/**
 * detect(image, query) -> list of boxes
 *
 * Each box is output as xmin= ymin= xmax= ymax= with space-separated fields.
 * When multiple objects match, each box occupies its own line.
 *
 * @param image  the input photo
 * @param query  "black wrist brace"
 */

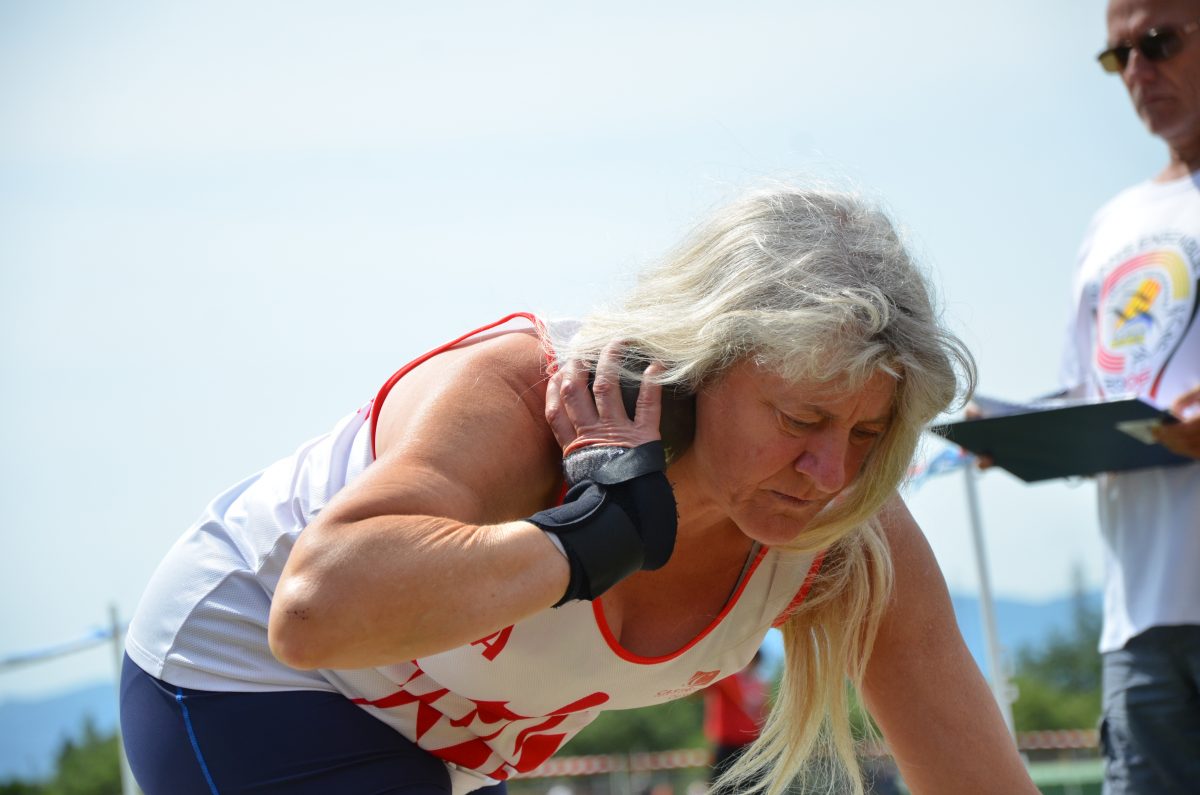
xmin=527 ymin=441 xmax=677 ymax=605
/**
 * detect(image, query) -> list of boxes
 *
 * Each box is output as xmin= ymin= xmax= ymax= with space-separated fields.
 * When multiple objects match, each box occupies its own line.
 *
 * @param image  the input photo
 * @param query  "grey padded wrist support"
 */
xmin=562 ymin=445 xmax=627 ymax=487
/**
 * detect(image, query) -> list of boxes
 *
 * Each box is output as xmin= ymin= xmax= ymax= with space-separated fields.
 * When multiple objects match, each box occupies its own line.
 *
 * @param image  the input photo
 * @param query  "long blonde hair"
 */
xmin=562 ymin=185 xmax=974 ymax=793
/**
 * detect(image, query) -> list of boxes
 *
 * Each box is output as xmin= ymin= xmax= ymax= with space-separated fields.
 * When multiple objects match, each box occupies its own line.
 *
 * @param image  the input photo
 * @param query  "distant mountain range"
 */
xmin=0 ymin=681 xmax=118 ymax=781
xmin=952 ymin=590 xmax=1100 ymax=673
xmin=0 ymin=591 xmax=1101 ymax=780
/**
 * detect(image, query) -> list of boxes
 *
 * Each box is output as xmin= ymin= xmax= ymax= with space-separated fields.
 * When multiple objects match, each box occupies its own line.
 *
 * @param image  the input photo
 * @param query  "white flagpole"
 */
xmin=962 ymin=463 xmax=1016 ymax=737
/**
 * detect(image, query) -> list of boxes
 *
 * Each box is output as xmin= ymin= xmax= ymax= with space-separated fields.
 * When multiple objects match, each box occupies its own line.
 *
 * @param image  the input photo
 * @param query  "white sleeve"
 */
xmin=1057 ymin=223 xmax=1099 ymax=399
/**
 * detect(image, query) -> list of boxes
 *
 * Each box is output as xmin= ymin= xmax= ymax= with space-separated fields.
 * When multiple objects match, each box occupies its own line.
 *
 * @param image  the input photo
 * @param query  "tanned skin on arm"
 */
xmin=1154 ymin=384 xmax=1200 ymax=458
xmin=860 ymin=496 xmax=1038 ymax=795
xmin=268 ymin=332 xmax=571 ymax=670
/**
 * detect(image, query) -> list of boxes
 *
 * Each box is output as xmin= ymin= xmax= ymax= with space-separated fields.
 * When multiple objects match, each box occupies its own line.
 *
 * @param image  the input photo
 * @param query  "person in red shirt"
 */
xmin=704 ymin=651 xmax=769 ymax=792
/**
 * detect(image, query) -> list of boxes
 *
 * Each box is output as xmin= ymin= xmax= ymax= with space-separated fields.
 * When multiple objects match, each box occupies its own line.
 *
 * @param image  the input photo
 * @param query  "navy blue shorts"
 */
xmin=120 ymin=655 xmax=508 ymax=795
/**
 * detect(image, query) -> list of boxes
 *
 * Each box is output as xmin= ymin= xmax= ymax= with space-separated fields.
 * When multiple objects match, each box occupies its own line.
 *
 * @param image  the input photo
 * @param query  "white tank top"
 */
xmin=126 ymin=313 xmax=821 ymax=792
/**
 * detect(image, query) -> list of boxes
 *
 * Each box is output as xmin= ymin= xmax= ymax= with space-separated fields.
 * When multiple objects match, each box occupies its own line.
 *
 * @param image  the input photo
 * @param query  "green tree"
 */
xmin=564 ymin=698 xmax=705 ymax=755
xmin=0 ymin=780 xmax=45 ymax=795
xmin=42 ymin=717 xmax=121 ymax=795
xmin=1011 ymin=577 xmax=1102 ymax=732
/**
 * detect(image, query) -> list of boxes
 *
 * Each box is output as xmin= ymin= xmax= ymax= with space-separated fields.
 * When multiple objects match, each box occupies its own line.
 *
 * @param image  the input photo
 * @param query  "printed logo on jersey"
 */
xmin=655 ymin=669 xmax=722 ymax=699
xmin=353 ymin=665 xmax=610 ymax=780
xmin=1093 ymin=239 xmax=1197 ymax=398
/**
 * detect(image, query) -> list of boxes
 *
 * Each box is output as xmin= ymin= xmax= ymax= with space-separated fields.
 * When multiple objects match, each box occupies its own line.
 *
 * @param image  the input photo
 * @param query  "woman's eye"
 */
xmin=779 ymin=412 xmax=815 ymax=431
xmin=852 ymin=427 xmax=882 ymax=442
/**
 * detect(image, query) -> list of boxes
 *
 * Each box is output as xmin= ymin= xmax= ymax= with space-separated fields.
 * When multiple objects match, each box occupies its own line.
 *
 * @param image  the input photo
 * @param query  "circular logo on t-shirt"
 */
xmin=1094 ymin=243 xmax=1196 ymax=397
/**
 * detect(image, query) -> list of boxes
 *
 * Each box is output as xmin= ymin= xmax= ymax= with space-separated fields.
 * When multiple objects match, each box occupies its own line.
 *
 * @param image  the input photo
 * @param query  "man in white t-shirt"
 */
xmin=1060 ymin=1 xmax=1200 ymax=792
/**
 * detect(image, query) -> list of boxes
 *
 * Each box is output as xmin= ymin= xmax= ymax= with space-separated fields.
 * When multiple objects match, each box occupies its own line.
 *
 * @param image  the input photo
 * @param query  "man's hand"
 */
xmin=962 ymin=402 xmax=994 ymax=469
xmin=1153 ymin=386 xmax=1200 ymax=459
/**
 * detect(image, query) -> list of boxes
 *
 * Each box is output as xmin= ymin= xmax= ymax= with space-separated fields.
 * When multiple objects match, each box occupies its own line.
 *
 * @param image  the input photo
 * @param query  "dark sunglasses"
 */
xmin=1098 ymin=19 xmax=1200 ymax=73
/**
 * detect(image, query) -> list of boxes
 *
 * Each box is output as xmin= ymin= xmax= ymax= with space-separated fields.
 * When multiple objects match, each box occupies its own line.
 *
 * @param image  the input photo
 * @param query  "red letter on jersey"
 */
xmin=471 ymin=626 xmax=514 ymax=661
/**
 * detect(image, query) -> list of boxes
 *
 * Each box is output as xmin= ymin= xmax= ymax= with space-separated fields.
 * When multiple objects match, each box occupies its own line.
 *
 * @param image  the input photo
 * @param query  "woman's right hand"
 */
xmin=545 ymin=341 xmax=666 ymax=455
xmin=532 ymin=342 xmax=678 ymax=595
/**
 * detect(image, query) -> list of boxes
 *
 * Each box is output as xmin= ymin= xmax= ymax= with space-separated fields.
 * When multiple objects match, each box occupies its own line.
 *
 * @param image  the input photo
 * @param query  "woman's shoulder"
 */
xmin=374 ymin=321 xmax=556 ymax=468
xmin=380 ymin=325 xmax=549 ymax=421
xmin=371 ymin=325 xmax=561 ymax=512
xmin=438 ymin=322 xmax=549 ymax=381
xmin=434 ymin=327 xmax=552 ymax=421
xmin=474 ymin=325 xmax=552 ymax=380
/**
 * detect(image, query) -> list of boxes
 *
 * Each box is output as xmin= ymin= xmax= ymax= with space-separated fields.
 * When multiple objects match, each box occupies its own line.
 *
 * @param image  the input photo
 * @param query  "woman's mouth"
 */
xmin=770 ymin=490 xmax=813 ymax=507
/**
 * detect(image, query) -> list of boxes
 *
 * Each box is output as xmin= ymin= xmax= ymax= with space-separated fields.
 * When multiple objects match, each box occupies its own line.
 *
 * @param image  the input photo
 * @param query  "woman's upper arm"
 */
xmin=350 ymin=330 xmax=561 ymax=525
xmin=860 ymin=495 xmax=1036 ymax=795
xmin=269 ymin=332 xmax=569 ymax=668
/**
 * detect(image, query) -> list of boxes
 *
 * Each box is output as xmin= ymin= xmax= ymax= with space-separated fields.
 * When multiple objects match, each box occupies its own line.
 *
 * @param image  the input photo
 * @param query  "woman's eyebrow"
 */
xmin=788 ymin=403 xmax=893 ymax=426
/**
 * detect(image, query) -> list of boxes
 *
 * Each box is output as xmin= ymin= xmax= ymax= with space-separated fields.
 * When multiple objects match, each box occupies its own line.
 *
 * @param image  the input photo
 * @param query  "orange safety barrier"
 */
xmin=513 ymin=731 xmax=1099 ymax=780
xmin=1017 ymin=729 xmax=1098 ymax=751
xmin=515 ymin=749 xmax=710 ymax=779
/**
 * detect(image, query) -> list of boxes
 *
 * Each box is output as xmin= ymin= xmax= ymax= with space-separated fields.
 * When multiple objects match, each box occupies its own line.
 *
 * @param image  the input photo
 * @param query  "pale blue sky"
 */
xmin=0 ymin=1 xmax=1165 ymax=698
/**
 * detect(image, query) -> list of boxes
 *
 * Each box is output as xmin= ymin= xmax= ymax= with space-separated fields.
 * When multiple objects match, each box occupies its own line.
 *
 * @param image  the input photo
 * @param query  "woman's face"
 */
xmin=682 ymin=359 xmax=896 ymax=545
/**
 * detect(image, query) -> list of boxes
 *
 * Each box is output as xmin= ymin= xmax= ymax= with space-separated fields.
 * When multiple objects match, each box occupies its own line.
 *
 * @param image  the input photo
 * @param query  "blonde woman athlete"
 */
xmin=120 ymin=187 xmax=1038 ymax=795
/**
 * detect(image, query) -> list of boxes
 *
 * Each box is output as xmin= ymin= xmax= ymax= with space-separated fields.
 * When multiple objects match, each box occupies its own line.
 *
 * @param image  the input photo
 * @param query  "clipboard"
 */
xmin=931 ymin=397 xmax=1189 ymax=482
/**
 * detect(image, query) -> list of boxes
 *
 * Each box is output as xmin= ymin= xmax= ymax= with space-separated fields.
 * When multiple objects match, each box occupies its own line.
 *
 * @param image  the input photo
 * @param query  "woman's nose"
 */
xmin=793 ymin=430 xmax=850 ymax=494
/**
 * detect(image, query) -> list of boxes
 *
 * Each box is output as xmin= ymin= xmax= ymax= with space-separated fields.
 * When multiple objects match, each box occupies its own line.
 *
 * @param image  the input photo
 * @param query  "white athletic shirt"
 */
xmin=1059 ymin=173 xmax=1200 ymax=653
xmin=126 ymin=313 xmax=822 ymax=793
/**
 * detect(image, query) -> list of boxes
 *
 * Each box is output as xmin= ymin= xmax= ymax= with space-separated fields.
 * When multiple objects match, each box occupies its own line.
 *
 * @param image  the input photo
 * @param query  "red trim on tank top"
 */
xmin=591 ymin=545 xmax=770 ymax=665
xmin=771 ymin=550 xmax=827 ymax=628
xmin=368 ymin=312 xmax=552 ymax=458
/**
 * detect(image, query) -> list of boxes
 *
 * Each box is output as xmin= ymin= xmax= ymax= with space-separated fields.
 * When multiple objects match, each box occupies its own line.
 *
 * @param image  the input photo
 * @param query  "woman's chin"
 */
xmin=734 ymin=509 xmax=816 ymax=547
